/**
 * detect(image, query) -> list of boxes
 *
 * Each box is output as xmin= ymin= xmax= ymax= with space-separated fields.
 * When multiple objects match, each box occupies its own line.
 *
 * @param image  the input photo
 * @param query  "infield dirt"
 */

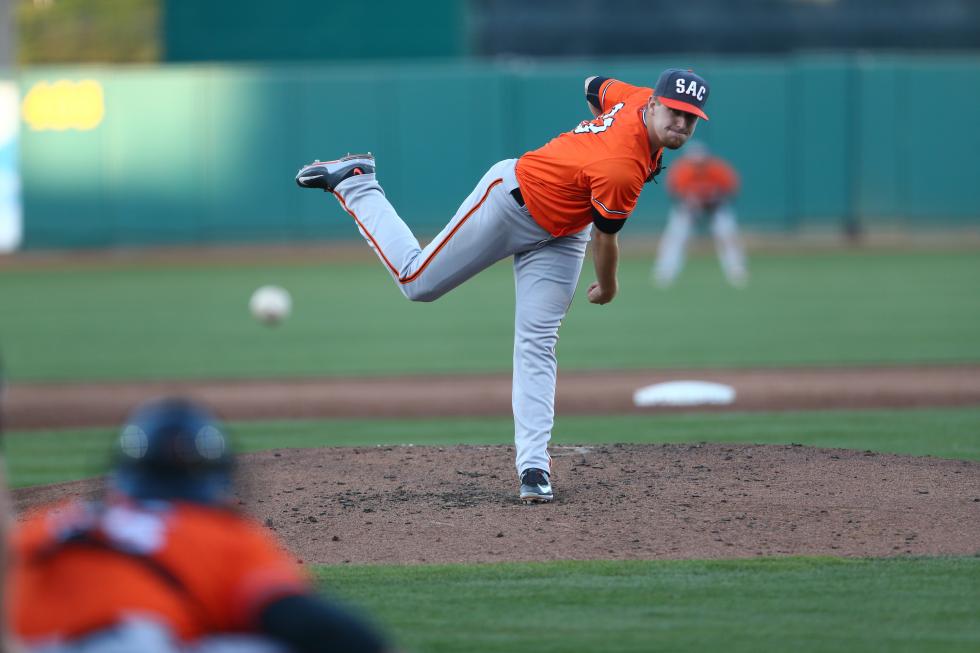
xmin=11 ymin=365 xmax=980 ymax=563
xmin=8 ymin=365 xmax=980 ymax=429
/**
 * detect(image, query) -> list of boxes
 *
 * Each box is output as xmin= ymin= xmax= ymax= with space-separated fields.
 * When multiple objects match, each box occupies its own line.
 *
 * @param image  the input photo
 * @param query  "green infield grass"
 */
xmin=1 ymin=249 xmax=978 ymax=381
xmin=316 ymin=557 xmax=980 ymax=653
xmin=7 ymin=406 xmax=979 ymax=488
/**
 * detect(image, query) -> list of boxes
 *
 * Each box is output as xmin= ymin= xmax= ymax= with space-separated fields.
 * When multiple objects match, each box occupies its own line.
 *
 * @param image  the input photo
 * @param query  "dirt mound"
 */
xmin=14 ymin=444 xmax=980 ymax=564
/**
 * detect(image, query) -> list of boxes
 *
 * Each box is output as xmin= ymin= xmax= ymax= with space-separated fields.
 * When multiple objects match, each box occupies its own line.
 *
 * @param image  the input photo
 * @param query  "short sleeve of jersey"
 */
xmin=597 ymin=79 xmax=648 ymax=113
xmin=584 ymin=158 xmax=643 ymax=222
xmin=222 ymin=520 xmax=310 ymax=630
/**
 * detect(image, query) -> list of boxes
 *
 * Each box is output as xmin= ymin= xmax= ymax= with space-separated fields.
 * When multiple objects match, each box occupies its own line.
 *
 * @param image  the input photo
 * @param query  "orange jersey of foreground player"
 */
xmin=10 ymin=499 xmax=309 ymax=642
xmin=666 ymin=155 xmax=739 ymax=205
xmin=516 ymin=79 xmax=663 ymax=237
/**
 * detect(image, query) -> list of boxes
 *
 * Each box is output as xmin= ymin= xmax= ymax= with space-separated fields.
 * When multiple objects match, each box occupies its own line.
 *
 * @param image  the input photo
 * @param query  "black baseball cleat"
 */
xmin=519 ymin=468 xmax=553 ymax=504
xmin=295 ymin=153 xmax=375 ymax=193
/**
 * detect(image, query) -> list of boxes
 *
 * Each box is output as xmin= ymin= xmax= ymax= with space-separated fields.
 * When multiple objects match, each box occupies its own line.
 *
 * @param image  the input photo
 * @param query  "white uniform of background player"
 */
xmin=653 ymin=142 xmax=748 ymax=287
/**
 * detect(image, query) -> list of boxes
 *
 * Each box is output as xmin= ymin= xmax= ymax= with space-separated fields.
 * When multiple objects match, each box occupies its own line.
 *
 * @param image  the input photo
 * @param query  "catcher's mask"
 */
xmin=110 ymin=397 xmax=235 ymax=505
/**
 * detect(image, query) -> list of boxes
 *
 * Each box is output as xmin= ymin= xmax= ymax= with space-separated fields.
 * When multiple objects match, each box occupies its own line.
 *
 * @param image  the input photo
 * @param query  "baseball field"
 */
xmin=3 ymin=244 xmax=980 ymax=652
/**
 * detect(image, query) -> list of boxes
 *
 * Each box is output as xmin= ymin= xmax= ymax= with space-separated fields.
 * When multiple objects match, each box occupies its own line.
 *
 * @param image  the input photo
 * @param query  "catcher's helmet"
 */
xmin=110 ymin=397 xmax=235 ymax=505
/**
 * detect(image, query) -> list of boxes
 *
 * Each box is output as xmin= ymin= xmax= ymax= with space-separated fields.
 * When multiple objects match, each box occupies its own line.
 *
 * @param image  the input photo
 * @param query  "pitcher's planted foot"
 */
xmin=519 ymin=468 xmax=553 ymax=504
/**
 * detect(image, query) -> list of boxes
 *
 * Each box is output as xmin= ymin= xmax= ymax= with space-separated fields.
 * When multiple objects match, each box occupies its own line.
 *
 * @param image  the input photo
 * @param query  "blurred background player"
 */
xmin=652 ymin=142 xmax=747 ymax=288
xmin=7 ymin=397 xmax=391 ymax=653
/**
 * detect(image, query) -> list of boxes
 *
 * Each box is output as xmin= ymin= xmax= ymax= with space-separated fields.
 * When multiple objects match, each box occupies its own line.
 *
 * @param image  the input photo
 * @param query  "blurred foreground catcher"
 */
xmin=8 ymin=398 xmax=391 ymax=653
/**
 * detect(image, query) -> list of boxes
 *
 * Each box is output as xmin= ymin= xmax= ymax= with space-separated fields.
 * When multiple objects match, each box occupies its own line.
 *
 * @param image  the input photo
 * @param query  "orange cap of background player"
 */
xmin=653 ymin=68 xmax=710 ymax=120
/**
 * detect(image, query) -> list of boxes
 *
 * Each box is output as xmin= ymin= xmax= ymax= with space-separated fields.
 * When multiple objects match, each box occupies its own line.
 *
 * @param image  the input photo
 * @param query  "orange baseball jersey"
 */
xmin=516 ymin=78 xmax=662 ymax=237
xmin=667 ymin=156 xmax=739 ymax=203
xmin=10 ymin=499 xmax=309 ymax=642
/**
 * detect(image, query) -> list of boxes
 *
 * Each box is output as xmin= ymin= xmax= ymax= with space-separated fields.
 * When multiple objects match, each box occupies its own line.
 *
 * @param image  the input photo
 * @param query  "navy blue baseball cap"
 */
xmin=111 ymin=398 xmax=235 ymax=505
xmin=653 ymin=68 xmax=710 ymax=121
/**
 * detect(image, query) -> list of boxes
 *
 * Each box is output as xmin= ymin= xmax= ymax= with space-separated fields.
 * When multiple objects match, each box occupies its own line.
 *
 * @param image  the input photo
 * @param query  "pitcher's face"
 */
xmin=647 ymin=99 xmax=698 ymax=150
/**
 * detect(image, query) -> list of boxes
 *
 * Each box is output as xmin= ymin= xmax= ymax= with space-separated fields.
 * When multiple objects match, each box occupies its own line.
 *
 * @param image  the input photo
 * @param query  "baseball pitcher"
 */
xmin=296 ymin=68 xmax=710 ymax=503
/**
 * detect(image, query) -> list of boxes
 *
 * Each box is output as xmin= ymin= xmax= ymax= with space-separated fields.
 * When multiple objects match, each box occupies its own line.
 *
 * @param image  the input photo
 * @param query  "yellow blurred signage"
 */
xmin=22 ymin=79 xmax=105 ymax=131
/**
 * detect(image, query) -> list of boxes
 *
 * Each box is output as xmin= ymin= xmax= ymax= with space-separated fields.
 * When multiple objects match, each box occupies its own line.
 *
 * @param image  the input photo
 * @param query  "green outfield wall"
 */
xmin=163 ymin=0 xmax=466 ymax=63
xmin=17 ymin=54 xmax=980 ymax=249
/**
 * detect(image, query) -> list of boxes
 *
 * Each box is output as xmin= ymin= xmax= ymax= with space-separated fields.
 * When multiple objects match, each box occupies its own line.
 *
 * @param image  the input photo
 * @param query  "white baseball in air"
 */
xmin=249 ymin=285 xmax=292 ymax=325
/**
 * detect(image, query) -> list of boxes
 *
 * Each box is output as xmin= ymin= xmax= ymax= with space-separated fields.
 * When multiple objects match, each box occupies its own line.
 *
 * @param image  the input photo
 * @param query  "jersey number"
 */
xmin=574 ymin=102 xmax=624 ymax=134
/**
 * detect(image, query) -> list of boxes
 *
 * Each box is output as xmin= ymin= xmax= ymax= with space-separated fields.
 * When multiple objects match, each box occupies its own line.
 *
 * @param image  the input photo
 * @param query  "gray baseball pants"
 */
xmin=333 ymin=159 xmax=590 ymax=475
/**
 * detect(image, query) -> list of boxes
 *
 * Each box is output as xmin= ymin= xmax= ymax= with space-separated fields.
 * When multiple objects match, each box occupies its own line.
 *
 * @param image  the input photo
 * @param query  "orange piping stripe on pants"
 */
xmin=334 ymin=178 xmax=504 ymax=285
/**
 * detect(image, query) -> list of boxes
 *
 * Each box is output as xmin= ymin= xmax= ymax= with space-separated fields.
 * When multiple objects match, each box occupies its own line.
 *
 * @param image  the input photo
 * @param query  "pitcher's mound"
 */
xmin=15 ymin=444 xmax=980 ymax=564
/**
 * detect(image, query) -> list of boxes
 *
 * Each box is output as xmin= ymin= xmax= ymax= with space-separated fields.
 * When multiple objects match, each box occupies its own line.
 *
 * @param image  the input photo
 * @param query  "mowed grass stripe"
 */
xmin=2 ymin=250 xmax=979 ymax=382
xmin=6 ymin=406 xmax=979 ymax=487
xmin=315 ymin=557 xmax=980 ymax=653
